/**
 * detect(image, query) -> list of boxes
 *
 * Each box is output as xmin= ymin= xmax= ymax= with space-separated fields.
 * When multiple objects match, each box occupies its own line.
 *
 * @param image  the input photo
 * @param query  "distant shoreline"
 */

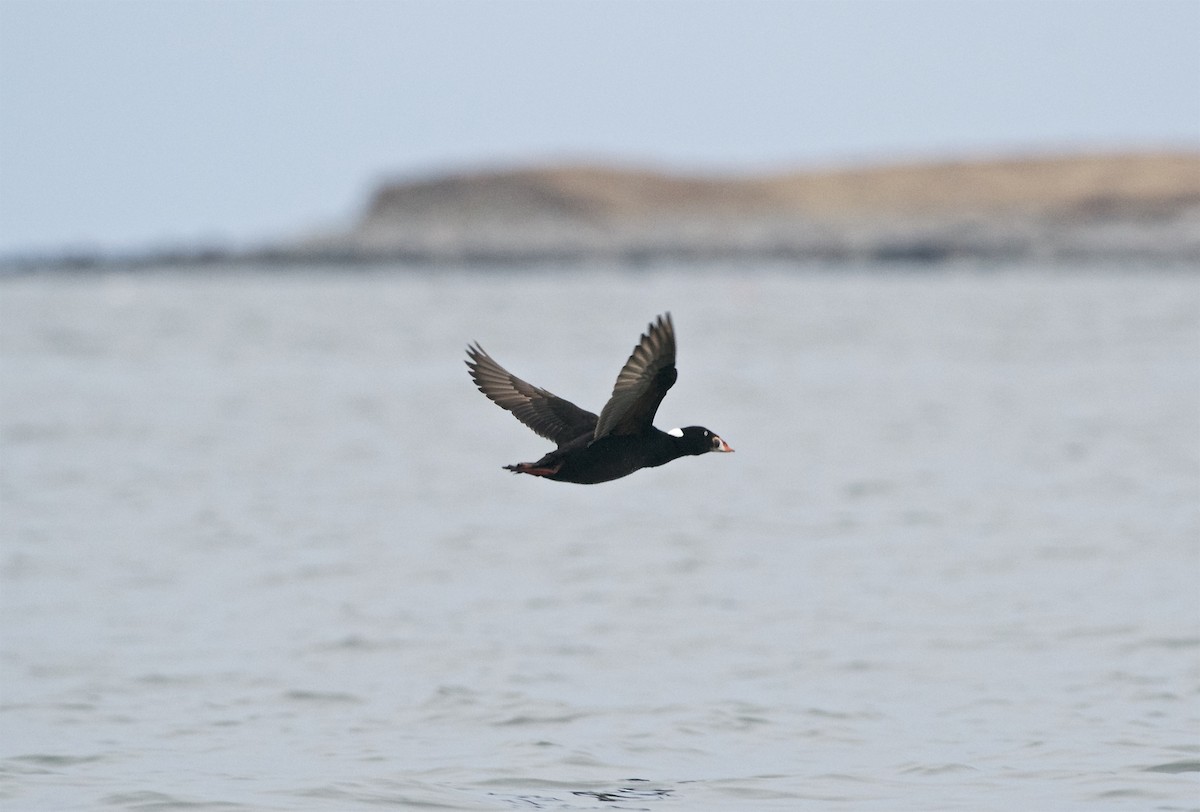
xmin=6 ymin=152 xmax=1198 ymax=272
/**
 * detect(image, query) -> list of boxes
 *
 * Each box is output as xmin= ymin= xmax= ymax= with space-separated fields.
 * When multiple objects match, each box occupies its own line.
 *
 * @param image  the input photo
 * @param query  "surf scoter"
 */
xmin=465 ymin=313 xmax=733 ymax=484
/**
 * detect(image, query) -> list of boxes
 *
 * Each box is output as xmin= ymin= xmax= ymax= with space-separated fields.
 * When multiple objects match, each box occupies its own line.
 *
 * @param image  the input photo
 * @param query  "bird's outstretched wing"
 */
xmin=466 ymin=343 xmax=598 ymax=447
xmin=593 ymin=313 xmax=678 ymax=440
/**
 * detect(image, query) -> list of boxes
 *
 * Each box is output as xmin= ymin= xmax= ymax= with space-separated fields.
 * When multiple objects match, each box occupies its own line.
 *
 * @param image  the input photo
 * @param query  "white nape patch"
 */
xmin=667 ymin=427 xmax=684 ymax=437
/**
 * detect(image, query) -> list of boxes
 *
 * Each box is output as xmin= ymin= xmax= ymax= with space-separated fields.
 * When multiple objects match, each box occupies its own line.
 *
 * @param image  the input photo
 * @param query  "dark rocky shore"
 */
xmin=11 ymin=152 xmax=1200 ymax=270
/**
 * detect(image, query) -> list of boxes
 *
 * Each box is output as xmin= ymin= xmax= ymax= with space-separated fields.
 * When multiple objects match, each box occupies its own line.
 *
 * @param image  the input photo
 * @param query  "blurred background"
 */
xmin=2 ymin=3 xmax=1198 ymax=811
xmin=1 ymin=0 xmax=1197 ymax=259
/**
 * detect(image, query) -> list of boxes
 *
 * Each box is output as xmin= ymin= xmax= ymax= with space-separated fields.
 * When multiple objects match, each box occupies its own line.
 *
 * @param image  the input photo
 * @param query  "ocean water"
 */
xmin=1 ymin=264 xmax=1197 ymax=811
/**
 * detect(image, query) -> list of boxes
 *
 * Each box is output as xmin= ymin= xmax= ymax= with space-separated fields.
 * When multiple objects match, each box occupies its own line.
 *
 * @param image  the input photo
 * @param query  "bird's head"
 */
xmin=666 ymin=426 xmax=735 ymax=455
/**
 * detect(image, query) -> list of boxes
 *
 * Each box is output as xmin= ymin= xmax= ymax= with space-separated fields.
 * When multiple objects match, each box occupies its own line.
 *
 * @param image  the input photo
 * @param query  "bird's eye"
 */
xmin=711 ymin=436 xmax=720 ymax=448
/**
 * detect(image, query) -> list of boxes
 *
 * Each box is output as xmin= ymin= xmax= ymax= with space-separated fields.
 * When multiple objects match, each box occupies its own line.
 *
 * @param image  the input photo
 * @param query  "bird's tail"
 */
xmin=503 ymin=462 xmax=562 ymax=477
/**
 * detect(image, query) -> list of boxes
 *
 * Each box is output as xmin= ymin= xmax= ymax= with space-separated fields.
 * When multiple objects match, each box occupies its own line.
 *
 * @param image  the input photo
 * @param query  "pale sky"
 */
xmin=1 ymin=0 xmax=1197 ymax=255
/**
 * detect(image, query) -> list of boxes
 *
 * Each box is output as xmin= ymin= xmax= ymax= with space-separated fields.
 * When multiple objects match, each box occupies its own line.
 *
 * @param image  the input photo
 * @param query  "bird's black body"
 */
xmin=465 ymin=313 xmax=732 ymax=484
xmin=512 ymin=427 xmax=723 ymax=485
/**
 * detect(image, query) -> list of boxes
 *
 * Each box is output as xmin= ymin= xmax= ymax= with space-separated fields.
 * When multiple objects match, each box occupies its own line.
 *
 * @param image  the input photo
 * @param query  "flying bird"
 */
xmin=465 ymin=313 xmax=733 ymax=484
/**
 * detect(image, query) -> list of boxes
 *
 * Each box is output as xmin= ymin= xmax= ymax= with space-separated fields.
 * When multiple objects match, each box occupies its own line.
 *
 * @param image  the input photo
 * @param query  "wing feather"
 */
xmin=465 ymin=343 xmax=597 ymax=446
xmin=593 ymin=313 xmax=678 ymax=439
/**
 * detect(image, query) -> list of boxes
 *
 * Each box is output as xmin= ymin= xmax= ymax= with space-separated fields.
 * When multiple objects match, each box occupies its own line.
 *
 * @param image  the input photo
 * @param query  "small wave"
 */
xmin=1144 ymin=759 xmax=1200 ymax=774
xmin=296 ymin=783 xmax=491 ymax=810
xmin=100 ymin=790 xmax=249 ymax=810
xmin=485 ymin=779 xmax=674 ymax=810
xmin=572 ymin=782 xmax=673 ymax=804
xmin=7 ymin=753 xmax=104 ymax=767
xmin=899 ymin=762 xmax=980 ymax=776
xmin=282 ymin=689 xmax=362 ymax=703
xmin=492 ymin=711 xmax=589 ymax=727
